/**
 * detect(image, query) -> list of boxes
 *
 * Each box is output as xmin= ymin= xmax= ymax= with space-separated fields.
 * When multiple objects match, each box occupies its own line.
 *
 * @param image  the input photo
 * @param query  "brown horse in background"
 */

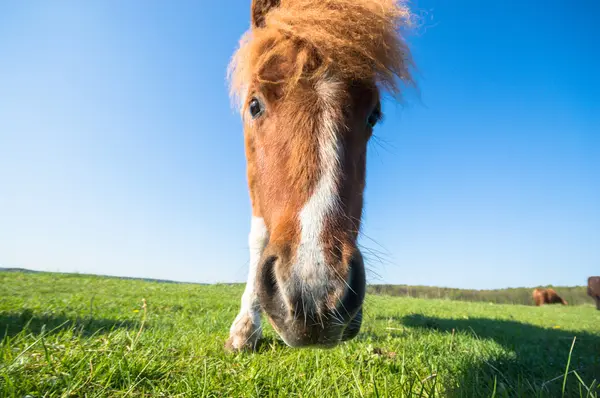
xmin=587 ymin=276 xmax=600 ymax=310
xmin=532 ymin=288 xmax=567 ymax=306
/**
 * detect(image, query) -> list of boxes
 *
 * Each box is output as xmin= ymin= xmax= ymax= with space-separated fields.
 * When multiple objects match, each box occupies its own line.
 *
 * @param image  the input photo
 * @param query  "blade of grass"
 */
xmin=562 ymin=336 xmax=577 ymax=397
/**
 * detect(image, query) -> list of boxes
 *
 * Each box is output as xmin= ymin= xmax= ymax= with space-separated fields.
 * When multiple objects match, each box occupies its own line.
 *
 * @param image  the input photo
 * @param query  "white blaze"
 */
xmin=295 ymin=79 xmax=343 ymax=301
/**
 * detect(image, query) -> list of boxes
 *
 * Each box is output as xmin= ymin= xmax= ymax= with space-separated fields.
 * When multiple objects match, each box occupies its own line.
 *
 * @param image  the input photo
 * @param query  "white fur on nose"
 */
xmin=295 ymin=79 xmax=343 ymax=307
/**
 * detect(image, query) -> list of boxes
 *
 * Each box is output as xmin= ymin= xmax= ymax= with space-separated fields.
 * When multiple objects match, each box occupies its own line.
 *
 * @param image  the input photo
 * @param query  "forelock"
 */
xmin=228 ymin=0 xmax=415 ymax=110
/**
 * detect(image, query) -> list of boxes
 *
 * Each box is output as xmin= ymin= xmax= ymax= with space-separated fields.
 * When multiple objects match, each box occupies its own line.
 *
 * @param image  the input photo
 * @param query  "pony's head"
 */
xmin=229 ymin=0 xmax=414 ymax=347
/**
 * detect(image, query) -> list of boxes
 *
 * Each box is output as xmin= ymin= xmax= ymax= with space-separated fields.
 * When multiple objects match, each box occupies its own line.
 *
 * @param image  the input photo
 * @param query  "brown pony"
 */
xmin=587 ymin=276 xmax=600 ymax=310
xmin=532 ymin=288 xmax=568 ymax=306
xmin=225 ymin=0 xmax=415 ymax=350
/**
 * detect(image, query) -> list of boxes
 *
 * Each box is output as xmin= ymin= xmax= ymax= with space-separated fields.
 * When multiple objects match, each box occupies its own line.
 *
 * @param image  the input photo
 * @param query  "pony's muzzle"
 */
xmin=255 ymin=249 xmax=366 ymax=348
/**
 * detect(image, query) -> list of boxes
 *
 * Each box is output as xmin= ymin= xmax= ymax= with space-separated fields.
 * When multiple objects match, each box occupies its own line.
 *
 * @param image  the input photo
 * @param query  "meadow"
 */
xmin=367 ymin=285 xmax=592 ymax=307
xmin=1 ymin=271 xmax=598 ymax=397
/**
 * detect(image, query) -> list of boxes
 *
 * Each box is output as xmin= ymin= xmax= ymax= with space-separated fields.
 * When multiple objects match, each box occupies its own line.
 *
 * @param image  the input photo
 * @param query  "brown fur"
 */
xmin=230 ymin=0 xmax=414 ymax=259
xmin=227 ymin=0 xmax=415 ymax=349
xmin=587 ymin=276 xmax=600 ymax=310
xmin=229 ymin=0 xmax=415 ymax=106
xmin=532 ymin=288 xmax=568 ymax=306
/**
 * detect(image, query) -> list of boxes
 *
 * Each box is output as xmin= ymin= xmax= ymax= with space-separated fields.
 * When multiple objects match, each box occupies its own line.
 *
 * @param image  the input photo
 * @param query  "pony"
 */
xmin=532 ymin=288 xmax=568 ymax=306
xmin=587 ymin=276 xmax=600 ymax=310
xmin=225 ymin=0 xmax=415 ymax=351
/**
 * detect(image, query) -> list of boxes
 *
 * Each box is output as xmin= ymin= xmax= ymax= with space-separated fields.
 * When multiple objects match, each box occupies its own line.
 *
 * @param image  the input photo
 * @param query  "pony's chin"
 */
xmin=268 ymin=307 xmax=363 ymax=349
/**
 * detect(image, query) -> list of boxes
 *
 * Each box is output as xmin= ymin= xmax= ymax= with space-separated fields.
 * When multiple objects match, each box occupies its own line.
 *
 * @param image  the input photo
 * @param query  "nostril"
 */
xmin=256 ymin=254 xmax=288 ymax=327
xmin=261 ymin=255 xmax=278 ymax=297
xmin=340 ymin=252 xmax=366 ymax=313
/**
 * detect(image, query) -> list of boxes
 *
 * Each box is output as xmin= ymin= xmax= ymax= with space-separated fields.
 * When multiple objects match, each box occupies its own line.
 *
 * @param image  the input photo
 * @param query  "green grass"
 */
xmin=368 ymin=284 xmax=592 ymax=307
xmin=1 ymin=271 xmax=598 ymax=397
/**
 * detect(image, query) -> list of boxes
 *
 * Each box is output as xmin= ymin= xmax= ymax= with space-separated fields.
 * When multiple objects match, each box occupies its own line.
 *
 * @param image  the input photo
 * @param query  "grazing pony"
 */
xmin=225 ymin=0 xmax=415 ymax=350
xmin=532 ymin=288 xmax=568 ymax=306
xmin=587 ymin=276 xmax=600 ymax=310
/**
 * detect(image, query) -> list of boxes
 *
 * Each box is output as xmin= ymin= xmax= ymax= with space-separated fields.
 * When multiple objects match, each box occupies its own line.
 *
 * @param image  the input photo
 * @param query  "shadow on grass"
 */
xmin=0 ymin=309 xmax=139 ymax=339
xmin=255 ymin=335 xmax=289 ymax=352
xmin=398 ymin=314 xmax=600 ymax=397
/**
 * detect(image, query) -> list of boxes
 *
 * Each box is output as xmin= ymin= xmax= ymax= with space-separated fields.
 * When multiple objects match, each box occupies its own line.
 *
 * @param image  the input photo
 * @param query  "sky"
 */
xmin=0 ymin=0 xmax=598 ymax=289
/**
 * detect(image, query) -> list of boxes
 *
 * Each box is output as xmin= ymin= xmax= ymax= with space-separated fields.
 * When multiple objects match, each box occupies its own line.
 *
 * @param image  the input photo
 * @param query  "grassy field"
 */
xmin=1 ymin=271 xmax=599 ymax=397
xmin=367 ymin=284 xmax=592 ymax=307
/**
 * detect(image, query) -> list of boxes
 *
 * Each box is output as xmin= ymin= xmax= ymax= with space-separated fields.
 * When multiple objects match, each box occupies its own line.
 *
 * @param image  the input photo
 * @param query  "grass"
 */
xmin=1 ymin=271 xmax=599 ymax=397
xmin=367 ymin=284 xmax=592 ymax=307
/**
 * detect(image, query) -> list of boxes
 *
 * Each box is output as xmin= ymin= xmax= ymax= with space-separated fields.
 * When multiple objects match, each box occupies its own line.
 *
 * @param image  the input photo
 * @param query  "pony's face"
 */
xmin=230 ymin=0 xmax=413 ymax=347
xmin=243 ymin=76 xmax=379 ymax=347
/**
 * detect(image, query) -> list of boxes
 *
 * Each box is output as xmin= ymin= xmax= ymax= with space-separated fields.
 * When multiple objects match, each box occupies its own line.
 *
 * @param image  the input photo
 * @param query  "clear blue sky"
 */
xmin=1 ymin=1 xmax=598 ymax=289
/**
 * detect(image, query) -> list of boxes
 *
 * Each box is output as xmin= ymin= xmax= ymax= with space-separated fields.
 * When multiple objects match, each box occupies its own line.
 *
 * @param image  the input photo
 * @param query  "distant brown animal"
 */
xmin=532 ymin=288 xmax=568 ymax=306
xmin=587 ymin=276 xmax=600 ymax=310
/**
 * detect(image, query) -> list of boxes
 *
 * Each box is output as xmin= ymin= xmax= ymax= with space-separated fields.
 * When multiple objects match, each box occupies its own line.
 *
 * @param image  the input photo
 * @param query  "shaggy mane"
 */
xmin=228 ymin=0 xmax=415 ymax=107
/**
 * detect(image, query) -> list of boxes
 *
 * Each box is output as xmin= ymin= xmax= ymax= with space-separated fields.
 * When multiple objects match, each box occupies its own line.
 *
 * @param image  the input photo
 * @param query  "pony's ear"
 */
xmin=251 ymin=0 xmax=280 ymax=28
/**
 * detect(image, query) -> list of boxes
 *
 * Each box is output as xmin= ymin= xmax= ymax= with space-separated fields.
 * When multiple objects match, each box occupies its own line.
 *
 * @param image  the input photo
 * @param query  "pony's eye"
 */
xmin=249 ymin=98 xmax=264 ymax=119
xmin=367 ymin=104 xmax=382 ymax=128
